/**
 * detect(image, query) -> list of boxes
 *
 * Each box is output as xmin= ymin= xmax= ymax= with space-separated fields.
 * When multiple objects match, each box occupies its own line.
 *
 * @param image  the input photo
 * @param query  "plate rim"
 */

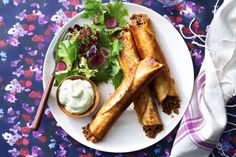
xmin=43 ymin=2 xmax=194 ymax=153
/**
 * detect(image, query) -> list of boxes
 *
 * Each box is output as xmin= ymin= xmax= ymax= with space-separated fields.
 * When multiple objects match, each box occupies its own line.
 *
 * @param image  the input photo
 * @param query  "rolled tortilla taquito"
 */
xmin=83 ymin=57 xmax=163 ymax=142
xmin=118 ymin=27 xmax=163 ymax=138
xmin=130 ymin=14 xmax=180 ymax=115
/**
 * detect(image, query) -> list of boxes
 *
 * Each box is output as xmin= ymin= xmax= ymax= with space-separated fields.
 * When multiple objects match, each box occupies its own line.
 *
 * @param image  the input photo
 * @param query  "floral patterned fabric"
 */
xmin=0 ymin=0 xmax=235 ymax=157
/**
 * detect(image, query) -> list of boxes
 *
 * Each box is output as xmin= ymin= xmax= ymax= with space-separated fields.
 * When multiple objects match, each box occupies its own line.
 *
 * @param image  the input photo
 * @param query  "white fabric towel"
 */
xmin=170 ymin=0 xmax=236 ymax=157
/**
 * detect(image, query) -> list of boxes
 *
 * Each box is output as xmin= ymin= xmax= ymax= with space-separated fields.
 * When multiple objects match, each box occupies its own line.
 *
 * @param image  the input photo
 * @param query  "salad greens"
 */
xmin=80 ymin=0 xmax=105 ymax=19
xmin=54 ymin=26 xmax=98 ymax=86
xmin=81 ymin=0 xmax=128 ymax=26
xmin=56 ymin=40 xmax=77 ymax=68
xmin=76 ymin=57 xmax=98 ymax=78
xmin=54 ymin=38 xmax=78 ymax=86
xmin=91 ymin=38 xmax=123 ymax=88
xmin=54 ymin=0 xmax=128 ymax=88
xmin=107 ymin=2 xmax=128 ymax=25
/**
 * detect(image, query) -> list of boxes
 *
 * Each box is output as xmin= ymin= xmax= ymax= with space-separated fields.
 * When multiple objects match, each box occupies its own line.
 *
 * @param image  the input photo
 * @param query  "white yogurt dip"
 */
xmin=58 ymin=79 xmax=95 ymax=114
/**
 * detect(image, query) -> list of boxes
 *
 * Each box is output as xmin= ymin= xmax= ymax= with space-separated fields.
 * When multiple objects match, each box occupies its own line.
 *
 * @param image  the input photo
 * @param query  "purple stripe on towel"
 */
xmin=175 ymin=116 xmax=203 ymax=144
xmin=197 ymin=71 xmax=206 ymax=90
xmin=174 ymin=71 xmax=217 ymax=150
xmin=175 ymin=107 xmax=216 ymax=150
xmin=176 ymin=116 xmax=203 ymax=139
xmin=176 ymin=73 xmax=206 ymax=138
xmin=174 ymin=105 xmax=205 ymax=144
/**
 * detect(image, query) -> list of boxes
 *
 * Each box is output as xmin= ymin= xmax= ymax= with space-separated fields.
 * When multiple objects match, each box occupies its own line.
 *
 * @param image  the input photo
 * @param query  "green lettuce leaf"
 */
xmin=111 ymin=39 xmax=123 ymax=57
xmin=97 ymin=28 xmax=112 ymax=48
xmin=80 ymin=0 xmax=105 ymax=19
xmin=54 ymin=70 xmax=71 ymax=86
xmin=110 ymin=59 xmax=120 ymax=77
xmin=79 ymin=0 xmax=127 ymax=88
xmin=91 ymin=64 xmax=111 ymax=83
xmin=77 ymin=57 xmax=98 ymax=78
xmin=54 ymin=38 xmax=78 ymax=86
xmin=112 ymin=70 xmax=123 ymax=89
xmin=57 ymin=40 xmax=77 ymax=68
xmin=107 ymin=39 xmax=123 ymax=88
xmin=107 ymin=1 xmax=128 ymax=25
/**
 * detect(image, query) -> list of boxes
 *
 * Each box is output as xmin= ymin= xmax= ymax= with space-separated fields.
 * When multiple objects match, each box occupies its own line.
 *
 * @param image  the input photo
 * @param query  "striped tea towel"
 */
xmin=170 ymin=0 xmax=236 ymax=156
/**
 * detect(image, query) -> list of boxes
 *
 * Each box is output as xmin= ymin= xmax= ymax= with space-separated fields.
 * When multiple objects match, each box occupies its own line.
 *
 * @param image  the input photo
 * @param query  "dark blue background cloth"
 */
xmin=1 ymin=0 xmax=235 ymax=157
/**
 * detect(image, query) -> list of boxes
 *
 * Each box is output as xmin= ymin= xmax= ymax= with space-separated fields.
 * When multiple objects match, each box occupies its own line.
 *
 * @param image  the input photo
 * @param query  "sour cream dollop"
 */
xmin=58 ymin=79 xmax=95 ymax=114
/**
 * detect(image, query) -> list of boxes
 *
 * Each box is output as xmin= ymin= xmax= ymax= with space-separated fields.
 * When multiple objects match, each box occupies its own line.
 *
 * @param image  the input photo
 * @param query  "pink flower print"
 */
xmin=19 ymin=148 xmax=30 ymax=156
xmin=191 ymin=48 xmax=203 ymax=65
xmin=45 ymin=108 xmax=51 ymax=115
xmin=36 ymin=59 xmax=43 ymax=65
xmin=56 ymin=128 xmax=68 ymax=138
xmin=12 ymin=66 xmax=24 ymax=77
xmin=38 ymin=42 xmax=45 ymax=49
xmin=7 ymin=116 xmax=17 ymax=124
xmin=31 ymin=3 xmax=40 ymax=9
xmin=0 ymin=40 xmax=8 ymax=47
xmin=5 ymin=79 xmax=25 ymax=93
xmin=51 ymin=9 xmax=70 ymax=25
xmin=22 ymin=103 xmax=34 ymax=114
xmin=38 ymin=14 xmax=48 ymax=25
xmin=5 ymin=83 xmax=18 ymax=93
xmin=7 ymin=107 xmax=15 ymax=116
xmin=50 ymin=23 xmax=61 ymax=33
xmin=32 ymin=130 xmax=41 ymax=138
xmin=8 ymin=148 xmax=20 ymax=157
xmin=45 ymin=108 xmax=53 ymax=118
xmin=32 ymin=10 xmax=48 ymax=25
xmin=0 ymin=16 xmax=5 ymax=26
xmin=24 ymin=57 xmax=34 ymax=65
xmin=30 ymin=64 xmax=41 ymax=72
xmin=7 ymin=37 xmax=20 ymax=47
xmin=180 ymin=5 xmax=195 ymax=18
xmin=144 ymin=0 xmax=152 ymax=6
xmin=28 ymin=50 xmax=38 ymax=56
xmin=56 ymin=145 xmax=67 ymax=157
xmin=59 ymin=0 xmax=70 ymax=9
xmin=180 ymin=2 xmax=204 ymax=18
xmin=15 ymin=10 xmax=27 ymax=21
xmin=160 ymin=148 xmax=171 ymax=157
xmin=2 ymin=132 xmax=22 ymax=146
xmin=35 ymin=70 xmax=42 ymax=81
xmin=24 ymin=69 xmax=34 ymax=78
xmin=26 ymin=13 xmax=36 ymax=21
xmin=31 ymin=146 xmax=42 ymax=156
xmin=4 ymin=93 xmax=17 ymax=103
xmin=21 ymin=126 xmax=31 ymax=136
xmin=13 ymin=0 xmax=21 ymax=6
xmin=166 ymin=135 xmax=173 ymax=142
xmin=69 ymin=0 xmax=80 ymax=8
xmin=10 ymin=122 xmax=21 ymax=134
xmin=22 ymin=114 xmax=31 ymax=121
xmin=29 ymin=91 xmax=41 ymax=98
xmin=8 ymin=23 xmax=27 ymax=37
xmin=32 ymin=35 xmax=44 ymax=42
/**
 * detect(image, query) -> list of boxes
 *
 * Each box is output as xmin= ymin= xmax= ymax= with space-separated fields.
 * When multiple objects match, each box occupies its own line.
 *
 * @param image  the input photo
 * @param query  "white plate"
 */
xmin=43 ymin=3 xmax=194 ymax=153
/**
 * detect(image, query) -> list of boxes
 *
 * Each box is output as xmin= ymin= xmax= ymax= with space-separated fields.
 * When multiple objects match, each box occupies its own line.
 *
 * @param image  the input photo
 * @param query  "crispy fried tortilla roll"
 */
xmin=83 ymin=58 xmax=163 ymax=142
xmin=118 ymin=27 xmax=163 ymax=138
xmin=130 ymin=14 xmax=180 ymax=115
